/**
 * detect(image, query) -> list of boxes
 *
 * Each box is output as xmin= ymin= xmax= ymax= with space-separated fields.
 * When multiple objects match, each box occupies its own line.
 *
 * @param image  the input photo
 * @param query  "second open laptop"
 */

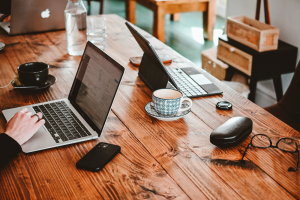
xmin=125 ymin=22 xmax=222 ymax=98
xmin=2 ymin=42 xmax=125 ymax=153
xmin=0 ymin=0 xmax=67 ymax=35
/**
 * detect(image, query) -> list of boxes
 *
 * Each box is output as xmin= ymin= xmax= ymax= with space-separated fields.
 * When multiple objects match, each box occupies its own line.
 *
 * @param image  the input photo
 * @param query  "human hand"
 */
xmin=5 ymin=108 xmax=45 ymax=145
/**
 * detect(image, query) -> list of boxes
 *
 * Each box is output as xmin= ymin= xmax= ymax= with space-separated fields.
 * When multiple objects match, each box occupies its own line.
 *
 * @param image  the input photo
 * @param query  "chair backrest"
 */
xmin=278 ymin=60 xmax=300 ymax=122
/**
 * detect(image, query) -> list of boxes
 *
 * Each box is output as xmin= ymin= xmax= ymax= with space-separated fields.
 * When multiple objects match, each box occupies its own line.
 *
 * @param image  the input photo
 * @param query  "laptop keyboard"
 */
xmin=33 ymin=101 xmax=92 ymax=143
xmin=168 ymin=68 xmax=208 ymax=97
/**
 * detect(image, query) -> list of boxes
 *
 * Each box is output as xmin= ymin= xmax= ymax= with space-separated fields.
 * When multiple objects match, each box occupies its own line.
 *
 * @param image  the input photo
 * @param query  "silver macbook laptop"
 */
xmin=2 ymin=42 xmax=125 ymax=153
xmin=0 ymin=0 xmax=67 ymax=35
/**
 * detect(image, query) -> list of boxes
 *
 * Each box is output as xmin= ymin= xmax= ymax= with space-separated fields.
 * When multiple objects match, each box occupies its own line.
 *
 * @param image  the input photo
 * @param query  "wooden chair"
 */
xmin=86 ymin=0 xmax=104 ymax=14
xmin=258 ymin=0 xmax=300 ymax=127
xmin=265 ymin=61 xmax=300 ymax=132
xmin=126 ymin=0 xmax=216 ymax=43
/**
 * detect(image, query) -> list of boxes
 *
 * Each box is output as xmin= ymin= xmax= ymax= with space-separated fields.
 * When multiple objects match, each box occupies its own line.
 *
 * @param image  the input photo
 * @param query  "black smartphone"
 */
xmin=76 ymin=142 xmax=121 ymax=172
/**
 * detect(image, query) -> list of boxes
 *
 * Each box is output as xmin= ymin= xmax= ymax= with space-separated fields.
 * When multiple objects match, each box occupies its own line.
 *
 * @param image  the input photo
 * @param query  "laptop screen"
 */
xmin=125 ymin=22 xmax=179 ymax=91
xmin=68 ymin=42 xmax=124 ymax=135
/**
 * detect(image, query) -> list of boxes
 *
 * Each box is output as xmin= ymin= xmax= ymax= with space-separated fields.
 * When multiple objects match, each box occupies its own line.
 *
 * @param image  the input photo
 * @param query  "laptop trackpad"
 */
xmin=190 ymin=74 xmax=212 ymax=85
xmin=21 ymin=126 xmax=55 ymax=153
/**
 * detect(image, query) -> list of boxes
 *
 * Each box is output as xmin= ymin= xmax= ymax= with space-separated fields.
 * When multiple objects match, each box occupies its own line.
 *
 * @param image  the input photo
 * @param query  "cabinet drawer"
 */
xmin=217 ymin=40 xmax=253 ymax=76
xmin=201 ymin=47 xmax=228 ymax=80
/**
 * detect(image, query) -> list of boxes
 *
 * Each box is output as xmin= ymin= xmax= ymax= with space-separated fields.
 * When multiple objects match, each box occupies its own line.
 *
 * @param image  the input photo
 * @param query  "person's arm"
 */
xmin=0 ymin=108 xmax=45 ymax=168
xmin=0 ymin=133 xmax=22 ymax=168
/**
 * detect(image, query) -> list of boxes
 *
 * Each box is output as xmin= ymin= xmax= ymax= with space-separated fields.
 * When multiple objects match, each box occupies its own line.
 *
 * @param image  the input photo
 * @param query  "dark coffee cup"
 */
xmin=18 ymin=62 xmax=49 ymax=86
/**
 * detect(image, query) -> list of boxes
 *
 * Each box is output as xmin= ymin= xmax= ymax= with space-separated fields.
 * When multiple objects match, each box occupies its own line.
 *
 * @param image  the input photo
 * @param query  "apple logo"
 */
xmin=41 ymin=9 xmax=50 ymax=18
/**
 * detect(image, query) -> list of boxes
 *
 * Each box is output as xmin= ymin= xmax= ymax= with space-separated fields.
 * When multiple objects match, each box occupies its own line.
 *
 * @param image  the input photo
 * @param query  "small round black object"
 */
xmin=216 ymin=101 xmax=232 ymax=110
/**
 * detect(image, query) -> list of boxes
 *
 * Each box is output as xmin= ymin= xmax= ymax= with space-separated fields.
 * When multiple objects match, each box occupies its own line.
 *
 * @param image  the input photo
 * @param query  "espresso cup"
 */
xmin=152 ymin=88 xmax=192 ymax=115
xmin=18 ymin=62 xmax=49 ymax=86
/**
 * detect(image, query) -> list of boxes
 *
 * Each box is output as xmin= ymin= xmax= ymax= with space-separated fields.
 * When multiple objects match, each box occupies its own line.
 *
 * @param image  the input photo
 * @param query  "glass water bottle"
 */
xmin=64 ymin=0 xmax=87 ymax=56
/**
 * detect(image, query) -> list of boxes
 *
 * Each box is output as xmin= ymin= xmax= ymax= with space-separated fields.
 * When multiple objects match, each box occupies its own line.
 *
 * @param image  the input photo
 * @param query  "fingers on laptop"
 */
xmin=35 ymin=118 xmax=45 ymax=127
xmin=26 ymin=112 xmax=33 ymax=118
xmin=19 ymin=108 xmax=28 ymax=113
xmin=33 ymin=113 xmax=45 ymax=129
xmin=31 ymin=112 xmax=43 ymax=123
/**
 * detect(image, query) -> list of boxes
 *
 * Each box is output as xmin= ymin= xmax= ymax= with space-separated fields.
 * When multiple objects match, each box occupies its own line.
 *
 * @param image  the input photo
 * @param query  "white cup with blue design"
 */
xmin=152 ymin=88 xmax=192 ymax=116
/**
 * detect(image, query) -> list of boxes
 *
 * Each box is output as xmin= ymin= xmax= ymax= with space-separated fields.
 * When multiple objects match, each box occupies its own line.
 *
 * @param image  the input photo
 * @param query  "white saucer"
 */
xmin=0 ymin=42 xmax=5 ymax=51
xmin=144 ymin=102 xmax=191 ymax=121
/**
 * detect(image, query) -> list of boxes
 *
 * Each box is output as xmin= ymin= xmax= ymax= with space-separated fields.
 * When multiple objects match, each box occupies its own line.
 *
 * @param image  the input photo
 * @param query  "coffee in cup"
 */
xmin=152 ymin=88 xmax=192 ymax=115
xmin=18 ymin=62 xmax=49 ymax=86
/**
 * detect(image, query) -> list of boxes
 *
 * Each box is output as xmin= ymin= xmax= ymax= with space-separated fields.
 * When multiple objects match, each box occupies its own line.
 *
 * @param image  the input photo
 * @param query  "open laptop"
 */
xmin=125 ymin=22 xmax=223 ymax=98
xmin=0 ymin=0 xmax=67 ymax=35
xmin=2 ymin=42 xmax=125 ymax=153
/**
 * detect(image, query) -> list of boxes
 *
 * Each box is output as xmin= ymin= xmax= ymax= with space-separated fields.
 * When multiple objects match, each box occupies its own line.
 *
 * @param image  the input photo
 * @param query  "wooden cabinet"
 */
xmin=217 ymin=34 xmax=298 ymax=102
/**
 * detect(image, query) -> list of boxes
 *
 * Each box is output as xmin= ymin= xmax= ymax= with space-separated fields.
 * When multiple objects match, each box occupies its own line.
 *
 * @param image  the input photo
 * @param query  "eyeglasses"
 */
xmin=241 ymin=134 xmax=299 ymax=172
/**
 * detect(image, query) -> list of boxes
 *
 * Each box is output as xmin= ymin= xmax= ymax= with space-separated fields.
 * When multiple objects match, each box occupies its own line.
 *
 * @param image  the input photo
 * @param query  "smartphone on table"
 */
xmin=76 ymin=142 xmax=121 ymax=172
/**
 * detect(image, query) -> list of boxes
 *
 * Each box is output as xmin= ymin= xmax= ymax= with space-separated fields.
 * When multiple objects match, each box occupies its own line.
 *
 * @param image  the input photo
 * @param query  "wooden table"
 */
xmin=126 ymin=0 xmax=216 ymax=43
xmin=0 ymin=14 xmax=299 ymax=200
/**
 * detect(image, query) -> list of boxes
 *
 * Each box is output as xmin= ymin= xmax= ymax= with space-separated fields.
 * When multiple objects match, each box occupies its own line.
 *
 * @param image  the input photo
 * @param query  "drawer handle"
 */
xmin=229 ymin=47 xmax=235 ymax=52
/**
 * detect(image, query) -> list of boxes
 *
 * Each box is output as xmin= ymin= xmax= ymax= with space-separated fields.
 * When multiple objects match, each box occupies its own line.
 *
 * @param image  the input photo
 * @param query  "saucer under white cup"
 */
xmin=0 ymin=42 xmax=5 ymax=51
xmin=144 ymin=101 xmax=191 ymax=121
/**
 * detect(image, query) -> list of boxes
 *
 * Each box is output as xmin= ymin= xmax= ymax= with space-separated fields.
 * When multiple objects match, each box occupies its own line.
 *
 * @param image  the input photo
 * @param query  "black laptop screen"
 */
xmin=68 ymin=42 xmax=124 ymax=135
xmin=125 ymin=22 xmax=179 ymax=90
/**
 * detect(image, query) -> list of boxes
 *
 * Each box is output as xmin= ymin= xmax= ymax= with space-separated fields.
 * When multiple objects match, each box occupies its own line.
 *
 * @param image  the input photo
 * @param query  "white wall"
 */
xmin=226 ymin=0 xmax=300 ymax=106
xmin=216 ymin=0 xmax=227 ymax=18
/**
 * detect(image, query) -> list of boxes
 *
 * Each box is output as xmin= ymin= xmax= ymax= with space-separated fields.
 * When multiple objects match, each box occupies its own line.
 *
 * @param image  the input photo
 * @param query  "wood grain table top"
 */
xmin=0 ymin=14 xmax=299 ymax=200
